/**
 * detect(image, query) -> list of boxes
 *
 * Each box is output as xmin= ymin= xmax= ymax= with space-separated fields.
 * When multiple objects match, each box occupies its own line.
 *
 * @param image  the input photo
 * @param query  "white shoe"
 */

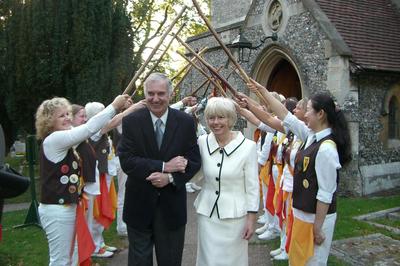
xmin=258 ymin=229 xmax=280 ymax=240
xmin=273 ymin=250 xmax=288 ymax=260
xmin=255 ymin=223 xmax=268 ymax=235
xmin=186 ymin=184 xmax=195 ymax=193
xmin=102 ymin=244 xmax=118 ymax=252
xmin=270 ymin=248 xmax=282 ymax=257
xmin=257 ymin=214 xmax=267 ymax=224
xmin=190 ymin=183 xmax=202 ymax=191
xmin=92 ymin=248 xmax=113 ymax=258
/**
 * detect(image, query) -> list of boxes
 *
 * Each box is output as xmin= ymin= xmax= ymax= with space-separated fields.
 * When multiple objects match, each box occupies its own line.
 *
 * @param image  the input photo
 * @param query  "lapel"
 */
xmin=206 ymin=131 xmax=246 ymax=156
xmin=159 ymin=107 xmax=178 ymax=154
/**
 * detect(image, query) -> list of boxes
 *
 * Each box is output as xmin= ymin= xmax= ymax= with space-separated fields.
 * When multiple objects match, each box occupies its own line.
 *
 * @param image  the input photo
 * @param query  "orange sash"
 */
xmin=75 ymin=199 xmax=95 ymax=266
xmin=265 ymin=171 xmax=275 ymax=215
xmin=94 ymin=173 xmax=114 ymax=229
xmin=273 ymin=164 xmax=284 ymax=209
xmin=288 ymin=217 xmax=314 ymax=266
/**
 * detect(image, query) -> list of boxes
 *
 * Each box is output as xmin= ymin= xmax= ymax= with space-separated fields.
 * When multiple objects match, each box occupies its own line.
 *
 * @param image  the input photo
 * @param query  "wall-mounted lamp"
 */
xmin=227 ymin=32 xmax=278 ymax=63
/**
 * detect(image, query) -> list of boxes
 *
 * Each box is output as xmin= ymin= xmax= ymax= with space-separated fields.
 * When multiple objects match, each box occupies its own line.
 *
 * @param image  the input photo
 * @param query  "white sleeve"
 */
xmin=315 ymin=141 xmax=341 ymax=204
xmin=170 ymin=101 xmax=184 ymax=110
xmin=257 ymin=132 xmax=274 ymax=165
xmin=245 ymin=141 xmax=260 ymax=212
xmin=258 ymin=122 xmax=275 ymax=133
xmin=184 ymin=105 xmax=196 ymax=114
xmin=282 ymin=112 xmax=310 ymax=142
xmin=43 ymin=104 xmax=116 ymax=163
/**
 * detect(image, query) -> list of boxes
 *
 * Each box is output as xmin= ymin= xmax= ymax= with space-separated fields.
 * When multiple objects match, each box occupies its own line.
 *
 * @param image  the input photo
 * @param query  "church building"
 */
xmin=182 ymin=0 xmax=400 ymax=196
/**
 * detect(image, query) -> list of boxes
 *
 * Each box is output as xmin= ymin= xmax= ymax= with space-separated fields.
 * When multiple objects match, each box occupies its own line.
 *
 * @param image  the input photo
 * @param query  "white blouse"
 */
xmin=283 ymin=112 xmax=341 ymax=222
xmin=194 ymin=131 xmax=259 ymax=219
xmin=43 ymin=104 xmax=116 ymax=163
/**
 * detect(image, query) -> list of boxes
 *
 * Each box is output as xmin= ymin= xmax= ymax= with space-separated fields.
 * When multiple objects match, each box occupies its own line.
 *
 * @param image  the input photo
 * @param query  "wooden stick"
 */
xmin=174 ymin=48 xmax=208 ymax=90
xmin=123 ymin=6 xmax=187 ymax=95
xmin=190 ymin=79 xmax=210 ymax=96
xmin=176 ymin=50 xmax=221 ymax=91
xmin=171 ymin=47 xmax=208 ymax=81
xmin=176 ymin=35 xmax=238 ymax=98
xmin=191 ymin=0 xmax=249 ymax=83
xmin=191 ymin=0 xmax=269 ymax=106
xmin=213 ymin=80 xmax=228 ymax=98
xmin=141 ymin=23 xmax=186 ymax=82
xmin=189 ymin=65 xmax=223 ymax=96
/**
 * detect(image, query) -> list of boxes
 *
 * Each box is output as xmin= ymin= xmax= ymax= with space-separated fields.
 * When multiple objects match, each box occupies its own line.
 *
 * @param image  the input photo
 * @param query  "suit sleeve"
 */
xmin=171 ymin=116 xmax=201 ymax=189
xmin=118 ymin=115 xmax=163 ymax=177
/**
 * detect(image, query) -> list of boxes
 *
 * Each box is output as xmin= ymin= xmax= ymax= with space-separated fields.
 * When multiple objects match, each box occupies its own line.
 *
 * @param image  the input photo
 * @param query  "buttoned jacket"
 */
xmin=194 ymin=132 xmax=259 ymax=219
xmin=118 ymin=107 xmax=201 ymax=230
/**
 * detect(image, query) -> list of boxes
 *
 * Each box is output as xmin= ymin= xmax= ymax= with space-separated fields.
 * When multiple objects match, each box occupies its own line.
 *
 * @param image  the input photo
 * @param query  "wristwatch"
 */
xmin=167 ymin=173 xmax=174 ymax=184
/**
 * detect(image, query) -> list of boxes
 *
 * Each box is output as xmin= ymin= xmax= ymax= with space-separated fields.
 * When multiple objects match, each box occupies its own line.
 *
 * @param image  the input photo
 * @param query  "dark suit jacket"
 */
xmin=118 ymin=107 xmax=201 ymax=230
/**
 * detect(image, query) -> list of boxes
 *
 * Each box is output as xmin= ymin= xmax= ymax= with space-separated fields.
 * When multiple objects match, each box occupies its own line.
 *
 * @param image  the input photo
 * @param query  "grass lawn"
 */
xmin=0 ymin=209 xmax=128 ymax=266
xmin=264 ymin=194 xmax=400 ymax=266
xmin=4 ymin=155 xmax=41 ymax=204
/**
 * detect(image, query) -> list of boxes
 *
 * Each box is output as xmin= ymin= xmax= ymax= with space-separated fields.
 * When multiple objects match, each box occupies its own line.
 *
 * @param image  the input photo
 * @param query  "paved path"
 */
xmin=107 ymin=191 xmax=272 ymax=266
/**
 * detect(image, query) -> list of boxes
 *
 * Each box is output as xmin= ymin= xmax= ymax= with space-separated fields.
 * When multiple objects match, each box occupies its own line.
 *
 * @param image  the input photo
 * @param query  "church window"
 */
xmin=388 ymin=96 xmax=399 ymax=139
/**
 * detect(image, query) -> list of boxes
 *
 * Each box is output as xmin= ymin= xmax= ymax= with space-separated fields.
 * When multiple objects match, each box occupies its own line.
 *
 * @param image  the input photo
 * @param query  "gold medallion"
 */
xmin=303 ymin=179 xmax=309 ymax=189
xmin=303 ymin=157 xmax=310 ymax=172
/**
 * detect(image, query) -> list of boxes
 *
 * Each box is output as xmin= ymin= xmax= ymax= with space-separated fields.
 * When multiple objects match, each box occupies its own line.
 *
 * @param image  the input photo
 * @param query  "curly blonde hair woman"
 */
xmin=35 ymin=95 xmax=128 ymax=266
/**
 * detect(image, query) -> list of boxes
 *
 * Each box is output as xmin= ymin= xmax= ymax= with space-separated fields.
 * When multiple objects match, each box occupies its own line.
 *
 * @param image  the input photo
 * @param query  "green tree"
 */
xmin=1 ymin=0 xmax=209 ymax=144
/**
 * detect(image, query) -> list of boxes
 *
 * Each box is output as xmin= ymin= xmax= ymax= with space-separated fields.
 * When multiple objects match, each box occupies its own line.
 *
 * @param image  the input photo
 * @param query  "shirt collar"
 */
xmin=150 ymin=108 xmax=169 ymax=126
xmin=206 ymin=131 xmax=246 ymax=156
xmin=315 ymin=127 xmax=332 ymax=142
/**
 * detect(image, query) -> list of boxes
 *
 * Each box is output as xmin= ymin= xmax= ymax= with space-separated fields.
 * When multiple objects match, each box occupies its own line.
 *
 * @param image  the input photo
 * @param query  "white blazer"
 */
xmin=194 ymin=131 xmax=259 ymax=219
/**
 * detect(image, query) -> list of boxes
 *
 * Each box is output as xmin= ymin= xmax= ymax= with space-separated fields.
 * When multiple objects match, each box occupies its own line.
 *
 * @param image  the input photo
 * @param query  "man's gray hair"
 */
xmin=144 ymin=73 xmax=173 ymax=97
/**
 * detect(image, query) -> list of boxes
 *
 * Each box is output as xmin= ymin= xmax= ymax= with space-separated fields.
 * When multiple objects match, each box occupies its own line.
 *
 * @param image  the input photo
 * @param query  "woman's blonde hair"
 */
xmin=204 ymin=97 xmax=237 ymax=129
xmin=35 ymin=97 xmax=71 ymax=140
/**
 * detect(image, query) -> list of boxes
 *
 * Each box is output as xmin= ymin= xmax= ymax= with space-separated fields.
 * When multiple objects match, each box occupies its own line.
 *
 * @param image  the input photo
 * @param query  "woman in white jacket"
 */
xmin=194 ymin=97 xmax=259 ymax=266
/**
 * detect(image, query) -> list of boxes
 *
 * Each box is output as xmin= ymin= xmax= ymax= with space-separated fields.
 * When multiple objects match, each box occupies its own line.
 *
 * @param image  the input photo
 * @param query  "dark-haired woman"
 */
xmin=247 ymin=79 xmax=351 ymax=266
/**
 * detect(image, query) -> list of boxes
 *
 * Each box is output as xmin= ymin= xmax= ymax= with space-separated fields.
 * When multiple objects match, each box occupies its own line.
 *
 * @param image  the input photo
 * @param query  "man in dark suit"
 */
xmin=118 ymin=73 xmax=201 ymax=266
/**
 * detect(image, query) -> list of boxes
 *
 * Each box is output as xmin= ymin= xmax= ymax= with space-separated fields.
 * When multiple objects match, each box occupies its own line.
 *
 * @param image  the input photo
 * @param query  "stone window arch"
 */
xmin=381 ymin=84 xmax=400 ymax=148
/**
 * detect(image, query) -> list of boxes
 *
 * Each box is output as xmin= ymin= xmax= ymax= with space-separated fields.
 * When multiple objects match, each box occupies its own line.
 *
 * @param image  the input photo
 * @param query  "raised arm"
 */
xmin=247 ymin=79 xmax=288 ymax=121
xmin=236 ymin=92 xmax=285 ymax=133
xmin=100 ymin=99 xmax=147 ymax=134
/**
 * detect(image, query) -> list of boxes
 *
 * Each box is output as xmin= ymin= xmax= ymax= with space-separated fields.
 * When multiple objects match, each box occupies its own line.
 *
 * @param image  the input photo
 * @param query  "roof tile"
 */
xmin=315 ymin=0 xmax=400 ymax=72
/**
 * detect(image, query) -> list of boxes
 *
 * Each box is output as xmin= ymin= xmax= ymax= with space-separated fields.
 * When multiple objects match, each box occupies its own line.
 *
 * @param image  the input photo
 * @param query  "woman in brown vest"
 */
xmin=35 ymin=95 xmax=128 ymax=266
xmin=247 ymin=79 xmax=351 ymax=266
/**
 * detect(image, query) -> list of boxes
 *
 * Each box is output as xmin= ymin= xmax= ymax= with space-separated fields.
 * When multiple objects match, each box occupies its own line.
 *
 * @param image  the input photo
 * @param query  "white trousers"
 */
xmin=116 ymin=168 xmax=127 ymax=234
xmin=39 ymin=203 xmax=78 ymax=266
xmin=307 ymin=213 xmax=337 ymax=265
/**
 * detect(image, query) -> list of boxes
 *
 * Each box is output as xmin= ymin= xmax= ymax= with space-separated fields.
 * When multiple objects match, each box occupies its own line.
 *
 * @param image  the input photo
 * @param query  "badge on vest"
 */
xmin=72 ymin=161 xmax=78 ymax=170
xmin=303 ymin=156 xmax=310 ymax=172
xmin=60 ymin=175 xmax=69 ymax=184
xmin=303 ymin=179 xmax=309 ymax=189
xmin=68 ymin=185 xmax=77 ymax=194
xmin=61 ymin=164 xmax=69 ymax=174
xmin=69 ymin=174 xmax=79 ymax=184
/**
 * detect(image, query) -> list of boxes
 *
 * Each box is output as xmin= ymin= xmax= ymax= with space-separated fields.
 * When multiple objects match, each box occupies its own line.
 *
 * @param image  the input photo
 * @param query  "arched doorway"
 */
xmin=252 ymin=45 xmax=304 ymax=101
xmin=267 ymin=59 xmax=301 ymax=100
xmin=242 ymin=45 xmax=303 ymax=138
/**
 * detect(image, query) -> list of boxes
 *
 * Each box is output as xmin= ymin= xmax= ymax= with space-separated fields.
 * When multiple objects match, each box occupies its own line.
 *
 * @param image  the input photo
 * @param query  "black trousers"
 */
xmin=127 ymin=205 xmax=185 ymax=266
